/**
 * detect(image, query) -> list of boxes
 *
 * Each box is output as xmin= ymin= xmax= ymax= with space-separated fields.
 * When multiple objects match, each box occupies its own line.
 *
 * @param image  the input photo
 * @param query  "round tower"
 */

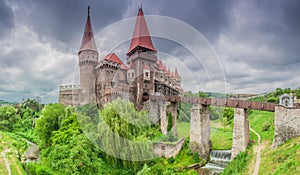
xmin=78 ymin=6 xmax=98 ymax=103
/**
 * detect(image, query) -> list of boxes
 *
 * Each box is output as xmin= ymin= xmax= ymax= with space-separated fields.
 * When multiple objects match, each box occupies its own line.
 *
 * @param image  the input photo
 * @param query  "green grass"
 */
xmin=248 ymin=110 xmax=274 ymax=141
xmin=259 ymin=136 xmax=300 ymax=175
xmin=177 ymin=121 xmax=233 ymax=150
xmin=177 ymin=122 xmax=190 ymax=138
xmin=0 ymin=131 xmax=27 ymax=175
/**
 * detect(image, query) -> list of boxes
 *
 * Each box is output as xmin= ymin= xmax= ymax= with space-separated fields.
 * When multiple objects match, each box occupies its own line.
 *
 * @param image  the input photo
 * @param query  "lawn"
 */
xmin=177 ymin=120 xmax=233 ymax=150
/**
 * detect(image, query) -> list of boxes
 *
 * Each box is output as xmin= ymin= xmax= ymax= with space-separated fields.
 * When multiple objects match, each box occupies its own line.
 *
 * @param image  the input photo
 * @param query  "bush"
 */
xmin=168 ymin=157 xmax=175 ymax=164
xmin=262 ymin=122 xmax=271 ymax=132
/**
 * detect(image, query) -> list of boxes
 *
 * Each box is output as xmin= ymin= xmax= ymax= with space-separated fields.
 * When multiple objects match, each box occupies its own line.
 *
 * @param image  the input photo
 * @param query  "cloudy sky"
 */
xmin=1 ymin=0 xmax=300 ymax=103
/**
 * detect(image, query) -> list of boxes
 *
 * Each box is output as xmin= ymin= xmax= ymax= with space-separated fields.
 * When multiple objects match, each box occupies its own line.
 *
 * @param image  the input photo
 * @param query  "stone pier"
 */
xmin=159 ymin=101 xmax=169 ymax=135
xmin=231 ymin=108 xmax=249 ymax=160
xmin=272 ymin=105 xmax=300 ymax=148
xmin=189 ymin=104 xmax=211 ymax=159
xmin=168 ymin=102 xmax=178 ymax=136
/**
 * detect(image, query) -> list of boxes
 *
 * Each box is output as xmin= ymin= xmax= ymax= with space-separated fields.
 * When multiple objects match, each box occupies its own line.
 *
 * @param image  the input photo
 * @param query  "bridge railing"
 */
xmin=149 ymin=96 xmax=276 ymax=112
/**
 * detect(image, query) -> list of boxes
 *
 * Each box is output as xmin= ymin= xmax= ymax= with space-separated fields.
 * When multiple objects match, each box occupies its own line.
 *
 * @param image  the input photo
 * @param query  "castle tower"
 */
xmin=78 ymin=6 xmax=98 ymax=104
xmin=126 ymin=7 xmax=157 ymax=109
xmin=126 ymin=7 xmax=157 ymax=76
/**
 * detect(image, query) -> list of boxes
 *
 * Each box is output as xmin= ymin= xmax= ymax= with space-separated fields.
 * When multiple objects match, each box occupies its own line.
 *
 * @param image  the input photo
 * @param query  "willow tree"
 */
xmin=97 ymin=99 xmax=157 ymax=173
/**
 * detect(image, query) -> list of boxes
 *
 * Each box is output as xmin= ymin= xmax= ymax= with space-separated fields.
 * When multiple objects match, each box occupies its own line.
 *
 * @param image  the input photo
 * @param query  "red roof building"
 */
xmin=79 ymin=6 xmax=97 ymax=54
xmin=102 ymin=53 xmax=123 ymax=64
xmin=127 ymin=7 xmax=157 ymax=56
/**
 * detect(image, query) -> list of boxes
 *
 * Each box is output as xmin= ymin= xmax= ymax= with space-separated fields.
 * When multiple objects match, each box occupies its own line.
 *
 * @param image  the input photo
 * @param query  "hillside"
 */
xmin=0 ymin=132 xmax=26 ymax=175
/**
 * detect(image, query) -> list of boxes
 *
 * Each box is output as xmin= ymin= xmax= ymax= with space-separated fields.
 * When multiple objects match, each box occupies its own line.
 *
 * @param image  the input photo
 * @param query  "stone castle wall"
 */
xmin=153 ymin=138 xmax=185 ymax=158
xmin=272 ymin=105 xmax=300 ymax=148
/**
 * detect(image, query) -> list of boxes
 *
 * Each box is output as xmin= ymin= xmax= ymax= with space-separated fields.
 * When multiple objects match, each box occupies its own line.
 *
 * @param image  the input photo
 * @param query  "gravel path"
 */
xmin=1 ymin=148 xmax=11 ymax=175
xmin=250 ymin=127 xmax=261 ymax=175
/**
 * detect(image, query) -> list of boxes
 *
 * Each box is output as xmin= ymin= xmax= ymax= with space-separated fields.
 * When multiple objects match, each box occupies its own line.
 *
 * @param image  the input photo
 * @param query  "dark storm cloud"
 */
xmin=0 ymin=0 xmax=14 ymax=39
xmin=11 ymin=0 xmax=130 ymax=51
xmin=139 ymin=0 xmax=234 ymax=42
xmin=1 ymin=0 xmax=300 ymax=102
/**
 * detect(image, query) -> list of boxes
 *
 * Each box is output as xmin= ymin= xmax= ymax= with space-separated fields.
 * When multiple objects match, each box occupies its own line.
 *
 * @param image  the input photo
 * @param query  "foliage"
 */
xmin=221 ymin=151 xmax=249 ymax=175
xmin=0 ymin=106 xmax=21 ymax=131
xmin=221 ymin=107 xmax=234 ymax=126
xmin=35 ymin=103 xmax=65 ymax=148
xmin=209 ymin=106 xmax=224 ymax=120
xmin=97 ymin=99 xmax=156 ymax=173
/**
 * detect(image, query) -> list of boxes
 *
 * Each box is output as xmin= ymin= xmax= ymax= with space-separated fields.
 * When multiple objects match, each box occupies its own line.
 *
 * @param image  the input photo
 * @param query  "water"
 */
xmin=197 ymin=150 xmax=232 ymax=175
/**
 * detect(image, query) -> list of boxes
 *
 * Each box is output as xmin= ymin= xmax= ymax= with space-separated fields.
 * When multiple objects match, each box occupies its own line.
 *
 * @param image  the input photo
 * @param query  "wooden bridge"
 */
xmin=149 ymin=95 xmax=276 ymax=112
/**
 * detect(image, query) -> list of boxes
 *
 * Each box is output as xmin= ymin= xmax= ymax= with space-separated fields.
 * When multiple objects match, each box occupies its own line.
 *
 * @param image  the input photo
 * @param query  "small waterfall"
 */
xmin=197 ymin=150 xmax=232 ymax=175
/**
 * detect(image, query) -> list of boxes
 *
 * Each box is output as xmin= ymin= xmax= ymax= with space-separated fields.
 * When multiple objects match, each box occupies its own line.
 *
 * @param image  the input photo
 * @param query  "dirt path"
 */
xmin=1 ymin=148 xmax=11 ymax=175
xmin=250 ymin=127 xmax=261 ymax=175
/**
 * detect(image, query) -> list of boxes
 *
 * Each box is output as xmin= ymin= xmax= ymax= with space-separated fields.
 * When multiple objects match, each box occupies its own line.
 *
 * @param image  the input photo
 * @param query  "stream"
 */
xmin=197 ymin=150 xmax=232 ymax=175
xmin=25 ymin=140 xmax=40 ymax=163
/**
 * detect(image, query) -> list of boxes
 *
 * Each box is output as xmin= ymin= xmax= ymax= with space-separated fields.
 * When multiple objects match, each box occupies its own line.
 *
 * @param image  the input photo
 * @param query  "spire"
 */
xmin=175 ymin=68 xmax=180 ymax=77
xmin=127 ymin=7 xmax=157 ymax=55
xmin=79 ymin=6 xmax=97 ymax=54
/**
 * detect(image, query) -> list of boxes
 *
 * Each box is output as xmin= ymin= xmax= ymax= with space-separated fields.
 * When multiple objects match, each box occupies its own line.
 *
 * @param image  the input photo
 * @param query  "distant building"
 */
xmin=59 ymin=6 xmax=182 ymax=109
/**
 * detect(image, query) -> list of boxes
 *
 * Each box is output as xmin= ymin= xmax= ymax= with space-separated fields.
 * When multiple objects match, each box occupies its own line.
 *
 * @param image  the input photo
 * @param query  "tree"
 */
xmin=222 ymin=108 xmax=234 ymax=126
xmin=35 ymin=103 xmax=65 ymax=148
xmin=97 ymin=99 xmax=155 ymax=172
xmin=0 ymin=106 xmax=21 ymax=131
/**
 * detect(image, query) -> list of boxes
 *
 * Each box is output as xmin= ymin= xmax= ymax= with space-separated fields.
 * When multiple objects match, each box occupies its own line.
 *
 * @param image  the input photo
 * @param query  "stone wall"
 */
xmin=153 ymin=138 xmax=185 ymax=158
xmin=147 ymin=99 xmax=160 ymax=124
xmin=272 ymin=105 xmax=300 ymax=148
xmin=167 ymin=102 xmax=178 ymax=136
xmin=189 ymin=104 xmax=211 ymax=159
xmin=160 ymin=101 xmax=169 ymax=135
xmin=231 ymin=108 xmax=249 ymax=160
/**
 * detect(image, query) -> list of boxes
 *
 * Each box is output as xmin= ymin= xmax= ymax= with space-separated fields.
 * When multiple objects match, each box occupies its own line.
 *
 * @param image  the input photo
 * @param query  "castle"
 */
xmin=59 ymin=6 xmax=182 ymax=109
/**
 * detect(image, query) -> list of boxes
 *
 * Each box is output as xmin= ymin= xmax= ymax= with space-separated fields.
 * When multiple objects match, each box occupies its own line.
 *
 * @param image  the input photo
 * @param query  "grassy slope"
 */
xmin=177 ymin=120 xmax=233 ymax=150
xmin=259 ymin=136 xmax=300 ymax=175
xmin=0 ymin=132 xmax=27 ymax=175
xmin=248 ymin=110 xmax=300 ymax=175
xmin=225 ymin=109 xmax=300 ymax=175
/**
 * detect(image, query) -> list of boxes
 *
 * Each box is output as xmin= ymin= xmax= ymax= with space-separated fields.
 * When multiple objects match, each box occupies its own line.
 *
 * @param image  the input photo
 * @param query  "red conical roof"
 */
xmin=127 ymin=8 xmax=156 ymax=55
xmin=79 ymin=6 xmax=97 ymax=54
xmin=102 ymin=53 xmax=123 ymax=64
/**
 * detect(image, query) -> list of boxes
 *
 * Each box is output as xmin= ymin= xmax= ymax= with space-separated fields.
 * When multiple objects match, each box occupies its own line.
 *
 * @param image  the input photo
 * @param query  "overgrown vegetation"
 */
xmin=221 ymin=151 xmax=250 ymax=175
xmin=1 ymin=87 xmax=300 ymax=174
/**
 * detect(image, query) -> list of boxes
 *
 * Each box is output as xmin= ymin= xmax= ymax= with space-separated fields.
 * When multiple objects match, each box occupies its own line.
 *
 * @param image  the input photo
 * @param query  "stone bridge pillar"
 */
xmin=159 ymin=101 xmax=169 ymax=135
xmin=168 ymin=102 xmax=178 ymax=136
xmin=231 ymin=108 xmax=249 ymax=160
xmin=189 ymin=104 xmax=211 ymax=159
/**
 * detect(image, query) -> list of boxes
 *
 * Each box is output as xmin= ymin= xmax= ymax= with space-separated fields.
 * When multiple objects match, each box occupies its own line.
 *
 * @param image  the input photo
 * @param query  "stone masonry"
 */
xmin=231 ymin=108 xmax=249 ymax=160
xmin=272 ymin=105 xmax=300 ymax=148
xmin=159 ymin=101 xmax=169 ymax=135
xmin=189 ymin=104 xmax=211 ymax=159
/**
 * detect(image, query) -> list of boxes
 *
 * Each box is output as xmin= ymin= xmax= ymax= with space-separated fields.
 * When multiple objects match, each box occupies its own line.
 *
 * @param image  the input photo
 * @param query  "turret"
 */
xmin=78 ymin=6 xmax=98 ymax=103
xmin=126 ymin=7 xmax=157 ymax=77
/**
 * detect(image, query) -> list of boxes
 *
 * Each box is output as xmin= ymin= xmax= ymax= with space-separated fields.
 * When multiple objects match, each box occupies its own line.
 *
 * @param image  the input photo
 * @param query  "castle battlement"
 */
xmin=59 ymin=85 xmax=81 ymax=91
